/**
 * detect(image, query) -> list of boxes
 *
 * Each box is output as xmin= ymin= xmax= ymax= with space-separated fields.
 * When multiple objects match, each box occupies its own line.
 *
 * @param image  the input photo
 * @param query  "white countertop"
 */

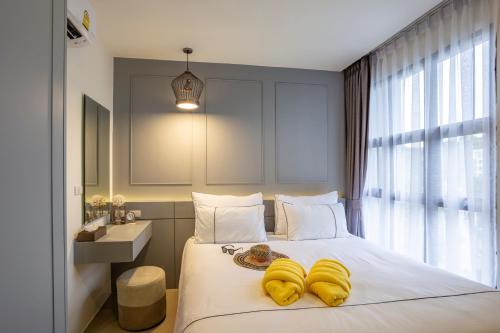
xmin=96 ymin=221 xmax=151 ymax=242
xmin=74 ymin=220 xmax=153 ymax=264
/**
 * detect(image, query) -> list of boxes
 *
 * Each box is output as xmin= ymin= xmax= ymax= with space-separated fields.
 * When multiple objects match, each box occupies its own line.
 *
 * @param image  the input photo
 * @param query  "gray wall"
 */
xmin=114 ymin=58 xmax=345 ymax=200
xmin=0 ymin=0 xmax=66 ymax=332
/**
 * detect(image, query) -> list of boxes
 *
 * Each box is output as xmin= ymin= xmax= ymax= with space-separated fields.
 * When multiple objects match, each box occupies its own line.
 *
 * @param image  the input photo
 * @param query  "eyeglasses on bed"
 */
xmin=221 ymin=244 xmax=242 ymax=255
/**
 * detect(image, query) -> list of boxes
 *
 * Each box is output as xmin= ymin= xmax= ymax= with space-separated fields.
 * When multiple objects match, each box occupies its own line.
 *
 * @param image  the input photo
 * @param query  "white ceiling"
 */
xmin=91 ymin=0 xmax=442 ymax=71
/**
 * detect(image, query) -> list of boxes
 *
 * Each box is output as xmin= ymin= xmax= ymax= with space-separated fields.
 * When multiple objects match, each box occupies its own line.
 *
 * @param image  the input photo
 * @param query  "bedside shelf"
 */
xmin=74 ymin=220 xmax=152 ymax=264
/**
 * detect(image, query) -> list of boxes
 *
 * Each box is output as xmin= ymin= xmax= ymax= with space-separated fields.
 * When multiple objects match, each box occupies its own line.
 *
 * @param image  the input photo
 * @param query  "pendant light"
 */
xmin=171 ymin=48 xmax=204 ymax=110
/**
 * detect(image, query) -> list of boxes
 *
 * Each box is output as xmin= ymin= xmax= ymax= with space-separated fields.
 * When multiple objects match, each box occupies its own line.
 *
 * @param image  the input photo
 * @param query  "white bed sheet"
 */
xmin=175 ymin=236 xmax=500 ymax=333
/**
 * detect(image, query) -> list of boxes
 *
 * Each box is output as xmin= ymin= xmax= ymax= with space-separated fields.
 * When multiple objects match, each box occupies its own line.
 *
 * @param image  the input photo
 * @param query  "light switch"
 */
xmin=74 ymin=185 xmax=83 ymax=196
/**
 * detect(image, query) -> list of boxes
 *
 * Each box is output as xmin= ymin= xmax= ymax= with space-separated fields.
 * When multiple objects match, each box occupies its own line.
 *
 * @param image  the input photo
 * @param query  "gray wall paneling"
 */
xmin=174 ymin=221 xmax=196 ymax=284
xmin=0 ymin=0 xmax=66 ymax=331
xmin=111 ymin=219 xmax=175 ymax=287
xmin=113 ymin=58 xmax=345 ymax=199
xmin=263 ymin=200 xmax=275 ymax=232
xmin=276 ymin=82 xmax=329 ymax=183
xmin=127 ymin=201 xmax=175 ymax=220
xmin=130 ymin=75 xmax=193 ymax=185
xmin=205 ymin=78 xmax=264 ymax=184
xmin=173 ymin=202 xmax=196 ymax=284
xmin=111 ymin=203 xmax=176 ymax=289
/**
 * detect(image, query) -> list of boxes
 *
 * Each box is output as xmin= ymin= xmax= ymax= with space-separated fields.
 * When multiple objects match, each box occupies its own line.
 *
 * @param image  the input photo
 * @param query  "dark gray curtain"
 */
xmin=344 ymin=56 xmax=370 ymax=238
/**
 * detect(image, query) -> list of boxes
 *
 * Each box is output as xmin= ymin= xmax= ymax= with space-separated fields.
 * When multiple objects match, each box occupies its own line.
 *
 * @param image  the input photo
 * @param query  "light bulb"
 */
xmin=176 ymin=102 xmax=199 ymax=110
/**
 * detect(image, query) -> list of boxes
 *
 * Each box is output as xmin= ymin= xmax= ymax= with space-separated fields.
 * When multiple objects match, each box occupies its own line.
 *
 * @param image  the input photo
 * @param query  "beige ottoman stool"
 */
xmin=117 ymin=266 xmax=166 ymax=331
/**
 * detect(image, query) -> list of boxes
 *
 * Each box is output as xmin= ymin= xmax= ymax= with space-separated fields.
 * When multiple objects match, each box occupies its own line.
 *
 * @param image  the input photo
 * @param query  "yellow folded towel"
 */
xmin=262 ymin=258 xmax=306 ymax=306
xmin=306 ymin=259 xmax=351 ymax=306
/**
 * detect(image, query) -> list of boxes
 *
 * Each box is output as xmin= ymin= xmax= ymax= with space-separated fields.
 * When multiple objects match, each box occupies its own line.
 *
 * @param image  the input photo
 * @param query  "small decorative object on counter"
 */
xmin=125 ymin=211 xmax=136 ymax=223
xmin=76 ymin=225 xmax=107 ymax=242
xmin=90 ymin=194 xmax=107 ymax=219
xmin=112 ymin=194 xmax=127 ymax=224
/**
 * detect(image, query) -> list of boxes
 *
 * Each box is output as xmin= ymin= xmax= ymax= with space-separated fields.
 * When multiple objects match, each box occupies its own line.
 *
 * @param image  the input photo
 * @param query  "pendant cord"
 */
xmin=186 ymin=52 xmax=189 ymax=71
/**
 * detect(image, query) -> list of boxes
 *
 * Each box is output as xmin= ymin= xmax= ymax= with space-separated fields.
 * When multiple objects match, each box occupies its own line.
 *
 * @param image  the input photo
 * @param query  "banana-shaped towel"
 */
xmin=262 ymin=258 xmax=306 ymax=306
xmin=306 ymin=259 xmax=351 ymax=306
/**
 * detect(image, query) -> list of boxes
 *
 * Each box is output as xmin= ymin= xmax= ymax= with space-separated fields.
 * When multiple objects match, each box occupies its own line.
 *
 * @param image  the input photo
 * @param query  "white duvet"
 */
xmin=175 ymin=236 xmax=500 ymax=333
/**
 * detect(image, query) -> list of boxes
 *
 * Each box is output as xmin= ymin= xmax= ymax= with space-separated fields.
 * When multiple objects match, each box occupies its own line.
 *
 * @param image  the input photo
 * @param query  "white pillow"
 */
xmin=283 ymin=202 xmax=349 ymax=241
xmin=192 ymin=192 xmax=263 ymax=208
xmin=274 ymin=191 xmax=338 ymax=235
xmin=194 ymin=205 xmax=267 ymax=244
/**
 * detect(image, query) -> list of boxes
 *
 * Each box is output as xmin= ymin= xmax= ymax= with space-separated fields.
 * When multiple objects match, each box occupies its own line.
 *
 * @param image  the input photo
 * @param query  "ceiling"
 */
xmin=91 ymin=0 xmax=442 ymax=71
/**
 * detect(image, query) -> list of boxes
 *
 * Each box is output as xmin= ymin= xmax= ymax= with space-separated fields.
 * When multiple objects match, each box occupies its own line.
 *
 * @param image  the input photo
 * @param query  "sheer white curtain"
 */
xmin=364 ymin=0 xmax=499 ymax=286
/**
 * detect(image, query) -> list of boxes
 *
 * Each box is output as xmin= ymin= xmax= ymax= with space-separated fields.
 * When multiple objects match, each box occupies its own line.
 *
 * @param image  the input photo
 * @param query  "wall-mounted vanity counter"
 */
xmin=74 ymin=220 xmax=152 ymax=264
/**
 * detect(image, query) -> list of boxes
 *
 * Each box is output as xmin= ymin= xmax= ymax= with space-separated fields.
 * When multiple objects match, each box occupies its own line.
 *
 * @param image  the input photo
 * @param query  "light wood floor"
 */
xmin=85 ymin=289 xmax=178 ymax=333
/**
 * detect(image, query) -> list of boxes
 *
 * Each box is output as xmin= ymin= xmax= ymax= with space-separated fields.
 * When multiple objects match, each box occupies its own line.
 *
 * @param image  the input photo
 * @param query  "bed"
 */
xmin=175 ymin=235 xmax=500 ymax=333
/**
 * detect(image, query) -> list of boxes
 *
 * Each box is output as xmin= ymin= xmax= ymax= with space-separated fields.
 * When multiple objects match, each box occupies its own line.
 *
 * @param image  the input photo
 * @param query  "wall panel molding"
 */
xmin=275 ymin=82 xmax=328 ymax=184
xmin=113 ymin=58 xmax=345 ymax=199
xmin=205 ymin=78 xmax=264 ymax=185
xmin=129 ymin=75 xmax=193 ymax=185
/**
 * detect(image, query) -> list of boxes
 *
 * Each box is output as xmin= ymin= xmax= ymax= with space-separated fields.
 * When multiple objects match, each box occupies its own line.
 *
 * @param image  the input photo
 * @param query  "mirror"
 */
xmin=83 ymin=95 xmax=110 ymax=225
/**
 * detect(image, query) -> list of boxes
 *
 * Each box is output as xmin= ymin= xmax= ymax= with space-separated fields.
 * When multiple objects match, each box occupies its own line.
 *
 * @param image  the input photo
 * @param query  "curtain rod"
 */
xmin=370 ymin=0 xmax=451 ymax=55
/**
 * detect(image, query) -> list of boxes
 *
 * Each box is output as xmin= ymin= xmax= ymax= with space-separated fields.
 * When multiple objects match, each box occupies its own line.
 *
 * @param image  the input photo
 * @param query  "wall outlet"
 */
xmin=130 ymin=210 xmax=142 ymax=218
xmin=73 ymin=185 xmax=83 ymax=196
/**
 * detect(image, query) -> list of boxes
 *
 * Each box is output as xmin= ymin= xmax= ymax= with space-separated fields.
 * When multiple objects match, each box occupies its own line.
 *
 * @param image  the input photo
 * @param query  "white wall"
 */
xmin=66 ymin=38 xmax=113 ymax=333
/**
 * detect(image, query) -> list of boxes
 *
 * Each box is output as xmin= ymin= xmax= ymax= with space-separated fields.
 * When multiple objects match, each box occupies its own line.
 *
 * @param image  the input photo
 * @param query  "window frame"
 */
xmin=365 ymin=35 xmax=495 ymax=215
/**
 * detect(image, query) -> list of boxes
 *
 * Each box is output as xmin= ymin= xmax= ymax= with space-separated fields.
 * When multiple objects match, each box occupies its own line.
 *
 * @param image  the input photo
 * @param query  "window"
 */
xmin=365 ymin=37 xmax=495 ymax=286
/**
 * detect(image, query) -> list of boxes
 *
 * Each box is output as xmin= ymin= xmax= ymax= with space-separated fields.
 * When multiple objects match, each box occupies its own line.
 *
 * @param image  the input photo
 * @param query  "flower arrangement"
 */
xmin=112 ymin=194 xmax=126 ymax=207
xmin=88 ymin=195 xmax=108 ymax=221
xmin=90 ymin=195 xmax=106 ymax=208
xmin=112 ymin=194 xmax=127 ymax=224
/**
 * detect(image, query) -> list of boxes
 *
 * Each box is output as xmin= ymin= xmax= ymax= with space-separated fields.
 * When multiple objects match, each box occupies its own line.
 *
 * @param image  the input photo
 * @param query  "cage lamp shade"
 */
xmin=171 ymin=48 xmax=204 ymax=110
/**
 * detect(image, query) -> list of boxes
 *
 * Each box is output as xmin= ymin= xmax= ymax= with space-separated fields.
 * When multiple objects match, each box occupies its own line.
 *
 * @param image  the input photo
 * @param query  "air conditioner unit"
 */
xmin=67 ymin=0 xmax=96 ymax=47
